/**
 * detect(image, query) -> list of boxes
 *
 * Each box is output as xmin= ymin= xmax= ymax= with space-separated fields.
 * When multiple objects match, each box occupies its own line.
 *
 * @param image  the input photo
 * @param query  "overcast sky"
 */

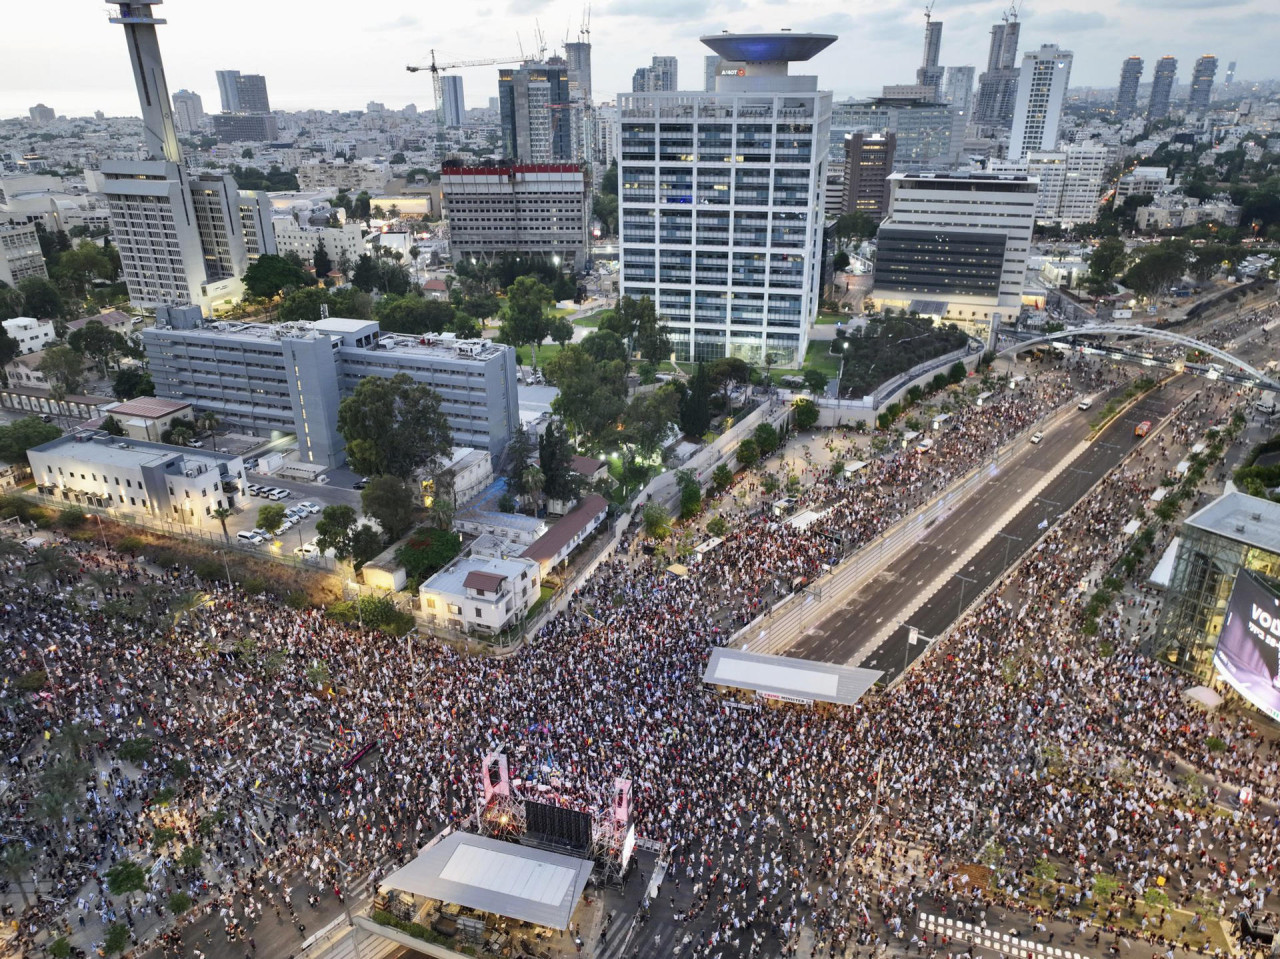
xmin=1 ymin=0 xmax=1266 ymax=120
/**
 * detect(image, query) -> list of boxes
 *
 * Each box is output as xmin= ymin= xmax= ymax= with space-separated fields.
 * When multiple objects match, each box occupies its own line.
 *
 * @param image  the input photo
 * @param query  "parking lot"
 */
xmin=222 ymin=471 xmax=363 ymax=557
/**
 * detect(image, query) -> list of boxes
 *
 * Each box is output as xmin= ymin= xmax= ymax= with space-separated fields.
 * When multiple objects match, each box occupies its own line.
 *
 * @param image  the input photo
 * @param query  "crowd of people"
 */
xmin=0 ymin=358 xmax=1275 ymax=959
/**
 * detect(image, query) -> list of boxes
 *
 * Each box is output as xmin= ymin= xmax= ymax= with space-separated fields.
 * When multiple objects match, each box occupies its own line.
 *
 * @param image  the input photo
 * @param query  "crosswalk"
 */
xmin=599 ymin=919 xmax=691 ymax=959
xmin=918 ymin=910 xmax=1084 ymax=959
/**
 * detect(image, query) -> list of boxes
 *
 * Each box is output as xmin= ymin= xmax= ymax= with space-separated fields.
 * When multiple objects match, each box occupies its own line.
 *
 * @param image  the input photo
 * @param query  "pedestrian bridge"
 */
xmin=999 ymin=325 xmax=1280 ymax=392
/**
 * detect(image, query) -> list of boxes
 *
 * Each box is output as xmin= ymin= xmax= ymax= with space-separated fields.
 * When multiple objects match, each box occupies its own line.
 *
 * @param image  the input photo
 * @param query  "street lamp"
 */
xmin=835 ymin=339 xmax=852 ymax=399
xmin=212 ymin=549 xmax=232 ymax=591
xmin=954 ymin=572 xmax=976 ymax=622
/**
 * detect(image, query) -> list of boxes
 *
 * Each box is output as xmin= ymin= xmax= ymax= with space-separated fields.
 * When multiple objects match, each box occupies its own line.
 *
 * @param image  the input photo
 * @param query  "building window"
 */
xmin=475 ymin=607 xmax=483 ymax=617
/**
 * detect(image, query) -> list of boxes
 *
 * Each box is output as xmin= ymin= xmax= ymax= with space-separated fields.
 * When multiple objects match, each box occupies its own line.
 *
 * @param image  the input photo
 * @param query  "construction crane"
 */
xmin=406 ymin=49 xmax=525 ymax=124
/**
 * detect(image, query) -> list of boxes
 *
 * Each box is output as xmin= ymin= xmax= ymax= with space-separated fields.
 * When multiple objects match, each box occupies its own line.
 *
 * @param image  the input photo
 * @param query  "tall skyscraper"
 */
xmin=102 ymin=2 xmax=274 ymax=312
xmin=704 ymin=55 xmax=721 ymax=92
xmin=1148 ymin=56 xmax=1177 ymax=119
xmin=618 ymin=31 xmax=836 ymax=367
xmin=916 ymin=17 xmax=944 ymax=101
xmin=1224 ymin=61 xmax=1236 ymax=88
xmin=1008 ymin=44 xmax=1072 ymax=160
xmin=498 ymin=61 xmax=571 ymax=162
xmin=171 ymin=89 xmax=204 ymax=133
xmin=975 ymin=15 xmax=1021 ymax=125
xmin=944 ymin=66 xmax=975 ymax=114
xmin=842 ymin=133 xmax=896 ymax=221
xmin=565 ymin=41 xmax=593 ymax=103
xmin=234 ymin=74 xmax=270 ymax=114
xmin=1115 ymin=57 xmax=1143 ymax=119
xmin=441 ymin=75 xmax=466 ymax=127
xmin=28 ymin=104 xmax=56 ymax=123
xmin=1189 ymin=55 xmax=1218 ymax=112
xmin=632 ymin=56 xmax=679 ymax=93
xmin=216 ymin=69 xmax=240 ymax=113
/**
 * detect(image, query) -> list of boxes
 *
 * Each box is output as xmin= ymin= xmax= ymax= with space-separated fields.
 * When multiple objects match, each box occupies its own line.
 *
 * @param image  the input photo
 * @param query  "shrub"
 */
xmin=706 ymin=515 xmax=729 ymax=537
xmin=395 ymin=527 xmax=463 ymax=585
xmin=58 ymin=507 xmax=87 ymax=529
xmin=168 ymin=892 xmax=193 ymax=915
xmin=115 ymin=535 xmax=146 ymax=554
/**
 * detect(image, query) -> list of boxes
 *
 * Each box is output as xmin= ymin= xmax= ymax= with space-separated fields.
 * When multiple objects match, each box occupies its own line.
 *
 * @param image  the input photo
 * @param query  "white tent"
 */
xmin=1181 ymin=685 xmax=1223 ymax=711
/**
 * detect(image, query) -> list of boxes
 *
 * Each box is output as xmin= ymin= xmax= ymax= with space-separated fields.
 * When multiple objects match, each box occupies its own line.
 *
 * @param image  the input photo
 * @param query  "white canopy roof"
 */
xmin=704 ymin=647 xmax=883 ymax=705
xmin=380 ymin=831 xmax=593 ymax=930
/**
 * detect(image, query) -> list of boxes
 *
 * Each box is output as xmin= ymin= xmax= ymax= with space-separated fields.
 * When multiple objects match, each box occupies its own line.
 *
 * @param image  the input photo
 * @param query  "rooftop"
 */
xmin=521 ymin=494 xmax=608 ymax=566
xmin=379 ymin=831 xmax=593 ymax=931
xmin=700 ymin=32 xmax=837 ymax=63
xmin=31 ymin=431 xmax=241 ymax=473
xmin=107 ymin=397 xmax=191 ymax=419
xmin=703 ymin=647 xmax=883 ymax=705
xmin=1185 ymin=490 xmax=1280 ymax=557
xmin=421 ymin=554 xmax=536 ymax=598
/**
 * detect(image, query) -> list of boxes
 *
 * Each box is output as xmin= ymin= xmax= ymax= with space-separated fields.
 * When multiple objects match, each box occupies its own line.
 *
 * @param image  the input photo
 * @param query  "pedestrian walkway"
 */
xmin=918 ymin=911 xmax=1089 ymax=959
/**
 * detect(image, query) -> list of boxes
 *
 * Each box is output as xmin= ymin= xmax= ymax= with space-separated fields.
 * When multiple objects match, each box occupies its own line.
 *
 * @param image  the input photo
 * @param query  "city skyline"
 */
xmin=0 ymin=0 xmax=1264 ymax=120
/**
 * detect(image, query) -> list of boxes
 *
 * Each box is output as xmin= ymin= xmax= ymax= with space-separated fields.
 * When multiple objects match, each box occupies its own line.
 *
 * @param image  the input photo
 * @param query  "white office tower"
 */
xmin=441 ymin=75 xmax=465 ymax=127
xmin=1008 ymin=45 xmax=1072 ymax=160
xmin=171 ymin=89 xmax=203 ymax=134
xmin=990 ymin=142 xmax=1109 ymax=225
xmin=869 ymin=172 xmax=1038 ymax=345
xmin=944 ymin=66 xmax=974 ymax=114
xmin=101 ymin=2 xmax=274 ymax=313
xmin=618 ymin=32 xmax=835 ymax=367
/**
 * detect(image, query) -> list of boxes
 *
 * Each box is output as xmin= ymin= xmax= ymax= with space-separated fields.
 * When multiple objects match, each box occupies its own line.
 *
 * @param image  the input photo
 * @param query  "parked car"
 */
xmin=353 ymin=477 xmax=369 ymax=490
xmin=237 ymin=530 xmax=264 ymax=544
xmin=246 ymin=483 xmax=262 ymax=496
xmin=298 ymin=501 xmax=321 ymax=514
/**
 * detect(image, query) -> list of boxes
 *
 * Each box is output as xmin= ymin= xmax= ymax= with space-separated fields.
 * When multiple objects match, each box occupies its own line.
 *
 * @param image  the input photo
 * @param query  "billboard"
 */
xmin=1212 ymin=570 xmax=1280 ymax=721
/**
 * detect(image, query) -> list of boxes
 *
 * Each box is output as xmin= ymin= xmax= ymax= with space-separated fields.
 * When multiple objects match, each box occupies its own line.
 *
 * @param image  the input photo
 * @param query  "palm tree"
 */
xmin=169 ymin=426 xmax=193 ymax=447
xmin=211 ymin=506 xmax=233 ymax=542
xmin=31 ymin=546 xmax=77 ymax=586
xmin=0 ymin=843 xmax=34 ymax=908
xmin=388 ymin=203 xmax=400 ymax=219
xmin=431 ymin=497 xmax=456 ymax=531
xmin=521 ymin=466 xmax=545 ymax=517
xmin=198 ymin=410 xmax=219 ymax=436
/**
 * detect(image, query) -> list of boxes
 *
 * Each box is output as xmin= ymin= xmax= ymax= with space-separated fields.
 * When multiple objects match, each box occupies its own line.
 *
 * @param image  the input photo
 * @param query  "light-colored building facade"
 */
xmin=0 ymin=222 xmax=48 ymax=287
xmin=28 ymin=430 xmax=248 ymax=528
xmin=271 ymin=217 xmax=363 ymax=269
xmin=1115 ymin=57 xmax=1143 ymax=119
xmin=499 ymin=61 xmax=571 ymax=163
xmin=2 ymin=316 xmax=56 ymax=354
xmin=441 ymin=75 xmax=466 ymax=128
xmin=419 ymin=554 xmax=542 ymax=636
xmin=1136 ymin=194 xmax=1241 ymax=230
xmin=989 ymin=142 xmax=1109 ymax=225
xmin=171 ymin=89 xmax=204 ymax=133
xmin=100 ymin=396 xmax=193 ymax=442
xmin=441 ymin=162 xmax=590 ymax=271
xmin=618 ymin=32 xmax=836 ymax=366
xmin=1116 ymin=166 xmax=1171 ymax=201
xmin=869 ymin=171 xmax=1038 ymax=340
xmin=296 ymin=161 xmax=390 ymax=193
xmin=1008 ymin=44 xmax=1072 ymax=160
xmin=141 ymin=315 xmax=519 ymax=467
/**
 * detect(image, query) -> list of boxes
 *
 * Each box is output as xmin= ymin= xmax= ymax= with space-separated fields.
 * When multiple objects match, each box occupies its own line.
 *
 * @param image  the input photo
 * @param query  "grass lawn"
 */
xmin=550 ymin=306 xmax=576 ymax=318
xmin=574 ymin=308 xmax=610 ymax=328
xmin=816 ymin=312 xmax=847 ymax=325
xmin=516 ymin=342 xmax=564 ymax=367
xmin=765 ymin=342 xmax=839 ymax=385
xmin=527 ymin=584 xmax=556 ymax=617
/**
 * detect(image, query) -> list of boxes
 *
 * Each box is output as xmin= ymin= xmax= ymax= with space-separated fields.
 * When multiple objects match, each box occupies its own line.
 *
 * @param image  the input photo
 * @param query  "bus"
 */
xmin=1134 ymin=420 xmax=1152 ymax=438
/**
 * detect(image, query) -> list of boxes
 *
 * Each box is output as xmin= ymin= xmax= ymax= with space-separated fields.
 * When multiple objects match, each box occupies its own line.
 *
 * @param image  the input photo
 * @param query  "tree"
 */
xmin=793 ymin=397 xmax=819 ymax=430
xmin=242 ymin=254 xmax=312 ymax=298
xmin=352 ymin=254 xmax=379 ymax=292
xmin=0 ymin=328 xmax=19 ymax=385
xmin=521 ymin=465 xmax=545 ymax=515
xmin=538 ymin=420 xmax=579 ymax=504
xmin=361 ymin=475 xmax=415 ymax=541
xmin=580 ymin=329 xmax=629 ymax=365
xmin=947 ymin=360 xmax=967 ymax=385
xmin=168 ymin=425 xmax=193 ymax=447
xmin=832 ymin=250 xmax=851 ymax=273
xmin=176 ymin=845 xmax=203 ymax=871
xmin=735 ymin=437 xmax=759 ymax=469
xmin=506 ymin=428 xmax=536 ymax=495
xmin=547 ymin=314 xmax=575 ymax=347
xmin=313 ymin=238 xmax=332 ymax=278
xmin=543 ymin=344 xmax=628 ymax=447
xmin=833 ymin=211 xmax=878 ymax=246
xmin=168 ymin=891 xmax=194 ymax=914
xmin=257 ymin=503 xmax=287 ymax=536
xmin=499 ymin=276 xmax=555 ymax=367
xmin=315 ymin=504 xmax=358 ymax=560
xmin=1086 ymin=237 xmax=1127 ymax=294
xmin=68 ymin=319 xmax=127 ymax=377
xmin=277 ymin=287 xmax=333 ymax=323
xmin=18 ymin=276 xmax=63 ymax=319
xmin=212 ymin=505 xmax=233 ymax=541
xmin=105 ymin=860 xmax=147 ymax=897
xmin=622 ymin=384 xmax=680 ymax=459
xmin=0 ymin=843 xmax=33 ymax=908
xmin=641 ymin=501 xmax=670 ymax=539
xmin=711 ymin=463 xmax=733 ymax=492
xmin=675 ymin=469 xmax=702 ymax=520
xmin=351 ymin=523 xmax=384 ymax=570
xmin=36 ymin=345 xmax=84 ymax=395
xmin=753 ymin=422 xmax=780 ymax=456
xmin=0 ymin=284 xmax=26 ymax=321
xmin=112 ymin=367 xmax=154 ymax=399
xmin=374 ymin=293 xmax=454 ymax=335
xmin=336 ymin=373 xmax=453 ymax=479
xmin=101 ymin=414 xmax=125 ymax=437
xmin=802 ymin=369 xmax=829 ymax=394
xmin=104 ymin=924 xmax=131 ymax=955
xmin=680 ymin=362 xmax=713 ymax=437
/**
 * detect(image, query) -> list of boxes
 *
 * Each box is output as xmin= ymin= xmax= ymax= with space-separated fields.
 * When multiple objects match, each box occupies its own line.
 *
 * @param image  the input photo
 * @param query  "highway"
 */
xmin=785 ymin=376 xmax=1202 ymax=674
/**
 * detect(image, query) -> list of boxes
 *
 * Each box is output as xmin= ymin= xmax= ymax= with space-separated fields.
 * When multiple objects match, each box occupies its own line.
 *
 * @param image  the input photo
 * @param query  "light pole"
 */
xmin=996 ymin=531 xmax=1022 ymax=570
xmin=213 ymin=550 xmax=232 ymax=591
xmin=902 ymin=625 xmax=933 ymax=677
xmin=332 ymin=856 xmax=364 ymax=959
xmin=954 ymin=572 xmax=976 ymax=622
xmin=92 ymin=512 xmax=109 ymax=551
xmin=835 ymin=339 xmax=851 ymax=400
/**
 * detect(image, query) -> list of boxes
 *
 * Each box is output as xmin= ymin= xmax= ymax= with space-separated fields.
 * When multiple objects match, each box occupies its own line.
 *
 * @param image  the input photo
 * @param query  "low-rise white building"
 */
xmin=434 ymin=447 xmax=493 ymax=508
xmin=1136 ymin=194 xmax=1242 ymax=230
xmin=1115 ymin=166 xmax=1170 ymax=201
xmin=419 ymin=554 xmax=542 ymax=635
xmin=2 ymin=316 xmax=56 ymax=354
xmin=271 ymin=216 xmax=364 ymax=269
xmin=27 ymin=431 xmax=248 ymax=527
xmin=521 ymin=493 xmax=609 ymax=574
xmin=296 ymin=160 xmax=390 ymax=193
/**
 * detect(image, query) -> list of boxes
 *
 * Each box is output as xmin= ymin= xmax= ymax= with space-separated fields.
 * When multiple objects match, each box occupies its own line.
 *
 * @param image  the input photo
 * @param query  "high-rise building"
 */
xmin=233 ymin=74 xmax=270 ymax=114
xmin=916 ymin=17 xmax=945 ymax=101
xmin=704 ymin=55 xmax=721 ymax=92
xmin=1008 ymin=44 xmax=1072 ymax=160
xmin=632 ymin=68 xmax=651 ymax=93
xmin=1224 ymin=61 xmax=1236 ymax=88
xmin=989 ymin=141 xmax=1110 ymax=225
xmin=632 ymin=56 xmax=679 ymax=93
xmin=869 ymin=171 xmax=1038 ymax=343
xmin=210 ymin=113 xmax=278 ymax=141
xmin=1115 ymin=57 xmax=1143 ymax=119
xmin=499 ymin=61 xmax=571 ymax=162
xmin=28 ymin=104 xmax=55 ymax=123
xmin=442 ymin=75 xmax=466 ymax=127
xmin=974 ymin=16 xmax=1021 ymax=125
xmin=565 ymin=41 xmax=593 ymax=104
xmin=215 ymin=70 xmax=240 ymax=113
xmin=830 ymin=97 xmax=954 ymax=171
xmin=842 ymin=133 xmax=895 ymax=221
xmin=1148 ymin=56 xmax=1177 ymax=119
xmin=102 ymin=2 xmax=274 ymax=313
xmin=943 ymin=66 xmax=975 ymax=114
xmin=1189 ymin=55 xmax=1218 ymax=112
xmin=171 ymin=89 xmax=204 ymax=133
xmin=0 ymin=222 xmax=48 ymax=287
xmin=618 ymin=32 xmax=836 ymax=367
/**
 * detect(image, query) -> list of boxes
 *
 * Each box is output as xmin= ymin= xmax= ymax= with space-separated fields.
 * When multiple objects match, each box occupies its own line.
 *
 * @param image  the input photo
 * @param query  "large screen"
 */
xmin=1212 ymin=569 xmax=1280 ymax=721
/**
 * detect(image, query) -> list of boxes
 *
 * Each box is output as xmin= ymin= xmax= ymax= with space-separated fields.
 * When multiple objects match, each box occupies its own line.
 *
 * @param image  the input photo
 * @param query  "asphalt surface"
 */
xmin=786 ymin=377 xmax=1201 ymax=674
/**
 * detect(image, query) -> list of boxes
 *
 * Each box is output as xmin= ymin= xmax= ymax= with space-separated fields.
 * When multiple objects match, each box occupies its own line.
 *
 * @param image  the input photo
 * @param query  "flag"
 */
xmin=1037 ymin=519 xmax=1048 ymax=530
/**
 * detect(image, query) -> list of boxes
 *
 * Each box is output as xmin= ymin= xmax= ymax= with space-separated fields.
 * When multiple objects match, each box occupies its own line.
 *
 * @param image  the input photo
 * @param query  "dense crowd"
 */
xmin=0 ymin=365 xmax=1275 ymax=959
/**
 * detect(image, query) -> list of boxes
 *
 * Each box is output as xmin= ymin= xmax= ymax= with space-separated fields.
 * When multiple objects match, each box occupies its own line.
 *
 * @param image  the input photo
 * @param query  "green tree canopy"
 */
xmin=0 ymin=416 xmax=60 ymax=462
xmin=374 ymin=293 xmax=455 ymax=335
xmin=315 ymin=504 xmax=357 ymax=561
xmin=680 ymin=362 xmax=713 ymax=437
xmin=37 ymin=345 xmax=84 ymax=395
xmin=538 ymin=420 xmax=580 ymax=502
xmin=112 ymin=367 xmax=155 ymax=400
xmin=256 ymin=503 xmax=287 ymax=536
xmin=499 ymin=276 xmax=556 ymax=366
xmin=622 ymin=383 xmax=681 ymax=459
xmin=543 ymin=344 xmax=628 ymax=448
xmin=68 ymin=319 xmax=128 ymax=376
xmin=361 ymin=475 xmax=415 ymax=541
xmin=336 ymin=373 xmax=453 ymax=479
xmin=313 ymin=238 xmax=333 ymax=278
xmin=242 ymin=254 xmax=312 ymax=298
xmin=18 ymin=276 xmax=63 ymax=319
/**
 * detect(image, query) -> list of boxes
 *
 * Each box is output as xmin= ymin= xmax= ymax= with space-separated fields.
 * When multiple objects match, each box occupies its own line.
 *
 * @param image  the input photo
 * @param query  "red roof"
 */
xmin=423 ymin=278 xmax=447 ymax=291
xmin=442 ymin=164 xmax=584 ymax=176
xmin=110 ymin=397 xmax=192 ymax=419
xmin=521 ymin=494 xmax=608 ymax=566
xmin=463 ymin=570 xmax=507 ymax=592
xmin=571 ymin=455 xmax=607 ymax=477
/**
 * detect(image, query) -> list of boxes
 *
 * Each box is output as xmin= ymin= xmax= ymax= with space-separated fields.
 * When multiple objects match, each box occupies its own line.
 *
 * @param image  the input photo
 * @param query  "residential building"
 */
xmin=565 ymin=42 xmax=593 ymax=104
xmin=1224 ymin=61 xmax=1236 ymax=89
xmin=916 ymin=18 xmax=945 ymax=101
xmin=1189 ymin=55 xmax=1218 ymax=112
xmin=295 ymin=160 xmax=390 ymax=193
xmin=28 ymin=430 xmax=248 ymax=528
xmin=974 ymin=17 xmax=1021 ymax=126
xmin=171 ymin=89 xmax=204 ymax=133
xmin=593 ymin=103 xmax=619 ymax=167
xmin=842 ymin=133 xmax=895 ymax=220
xmin=1115 ymin=165 xmax=1170 ymax=200
xmin=990 ymin=142 xmax=1109 ymax=225
xmin=499 ymin=61 xmax=571 ymax=163
xmin=419 ymin=554 xmax=542 ymax=636
xmin=869 ymin=171 xmax=1039 ymax=342
xmin=271 ymin=216 xmax=364 ymax=270
xmin=943 ymin=66 xmax=975 ymax=114
xmin=211 ymin=113 xmax=278 ymax=142
xmin=141 ymin=314 xmax=520 ymax=466
xmin=441 ymin=161 xmax=590 ymax=271
xmin=704 ymin=55 xmax=721 ymax=92
xmin=632 ymin=56 xmax=679 ymax=93
xmin=28 ymin=104 xmax=56 ymax=123
xmin=0 ymin=222 xmax=48 ymax=286
xmin=521 ymin=493 xmax=609 ymax=574
xmin=1115 ymin=57 xmax=1143 ymax=119
xmin=1135 ymin=193 xmax=1241 ymax=230
xmin=617 ymin=31 xmax=836 ymax=366
xmin=216 ymin=70 xmax=241 ymax=113
xmin=1008 ymin=45 xmax=1072 ymax=160
xmin=97 ymin=396 xmax=192 ymax=442
xmin=233 ymin=74 xmax=270 ymax=113
xmin=434 ymin=446 xmax=494 ymax=508
xmin=2 ymin=317 xmax=56 ymax=354
xmin=1148 ymin=56 xmax=1177 ymax=120
xmin=442 ymin=75 xmax=466 ymax=128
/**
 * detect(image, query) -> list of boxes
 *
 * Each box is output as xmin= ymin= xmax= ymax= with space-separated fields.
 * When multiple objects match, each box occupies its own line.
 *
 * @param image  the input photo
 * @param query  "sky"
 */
xmin=0 ymin=0 xmax=1269 ymax=120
